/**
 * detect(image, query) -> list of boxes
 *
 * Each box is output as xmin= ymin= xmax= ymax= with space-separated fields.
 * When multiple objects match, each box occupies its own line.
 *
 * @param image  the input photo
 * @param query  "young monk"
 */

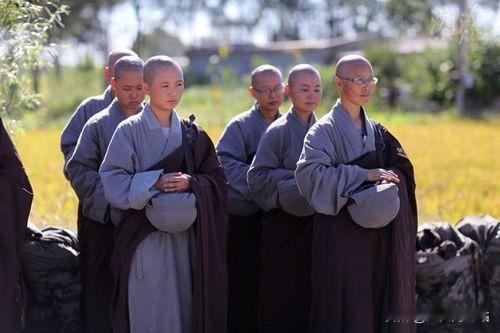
xmin=216 ymin=64 xmax=283 ymax=333
xmin=61 ymin=48 xmax=137 ymax=178
xmin=247 ymin=64 xmax=321 ymax=332
xmin=0 ymin=118 xmax=33 ymax=333
xmin=99 ymin=55 xmax=228 ymax=333
xmin=66 ymin=56 xmax=145 ymax=333
xmin=295 ymin=55 xmax=417 ymax=332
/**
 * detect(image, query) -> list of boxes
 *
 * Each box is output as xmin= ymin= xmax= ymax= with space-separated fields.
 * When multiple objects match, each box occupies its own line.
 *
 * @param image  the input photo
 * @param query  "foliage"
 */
xmin=0 ymin=0 xmax=68 ymax=118
xmin=364 ymin=37 xmax=499 ymax=112
xmin=132 ymin=27 xmax=185 ymax=58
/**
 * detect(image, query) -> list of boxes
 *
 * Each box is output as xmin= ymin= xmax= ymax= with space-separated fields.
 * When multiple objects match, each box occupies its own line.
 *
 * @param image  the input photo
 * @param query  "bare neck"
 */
xmin=293 ymin=107 xmax=312 ymax=124
xmin=339 ymin=97 xmax=363 ymax=127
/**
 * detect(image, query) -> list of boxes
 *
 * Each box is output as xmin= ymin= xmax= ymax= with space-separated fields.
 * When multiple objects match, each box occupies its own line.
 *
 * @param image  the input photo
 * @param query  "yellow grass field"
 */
xmin=14 ymin=118 xmax=499 ymax=231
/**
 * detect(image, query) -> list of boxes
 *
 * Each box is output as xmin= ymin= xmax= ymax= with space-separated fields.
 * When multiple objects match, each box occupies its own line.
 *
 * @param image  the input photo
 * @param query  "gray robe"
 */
xmin=100 ymin=105 xmax=194 ymax=333
xmin=216 ymin=104 xmax=280 ymax=216
xmin=66 ymin=99 xmax=132 ymax=225
xmin=61 ymin=86 xmax=113 ymax=176
xmin=295 ymin=100 xmax=375 ymax=216
xmin=248 ymin=108 xmax=316 ymax=212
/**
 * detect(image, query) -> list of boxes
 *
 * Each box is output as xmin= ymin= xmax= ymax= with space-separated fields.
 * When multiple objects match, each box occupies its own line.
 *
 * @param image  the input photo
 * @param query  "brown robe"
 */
xmin=78 ymin=208 xmax=114 ymax=333
xmin=310 ymin=122 xmax=417 ymax=333
xmin=0 ymin=118 xmax=33 ymax=332
xmin=110 ymin=119 xmax=228 ymax=333
xmin=259 ymin=209 xmax=313 ymax=333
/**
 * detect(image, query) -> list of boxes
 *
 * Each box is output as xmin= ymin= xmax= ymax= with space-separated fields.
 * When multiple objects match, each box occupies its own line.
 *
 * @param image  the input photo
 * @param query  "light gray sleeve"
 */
xmin=248 ymin=128 xmax=294 ymax=211
xmin=295 ymin=124 xmax=368 ymax=216
xmin=216 ymin=121 xmax=253 ymax=201
xmin=99 ymin=125 xmax=162 ymax=211
xmin=66 ymin=122 xmax=109 ymax=223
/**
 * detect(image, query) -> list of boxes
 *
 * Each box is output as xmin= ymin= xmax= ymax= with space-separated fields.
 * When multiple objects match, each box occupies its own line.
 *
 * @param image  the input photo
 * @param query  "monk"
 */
xmin=216 ymin=64 xmax=283 ymax=333
xmin=100 ymin=55 xmax=228 ymax=333
xmin=61 ymin=48 xmax=137 ymax=179
xmin=0 ymin=118 xmax=33 ymax=332
xmin=66 ymin=56 xmax=145 ymax=333
xmin=295 ymin=55 xmax=418 ymax=333
xmin=248 ymin=64 xmax=321 ymax=332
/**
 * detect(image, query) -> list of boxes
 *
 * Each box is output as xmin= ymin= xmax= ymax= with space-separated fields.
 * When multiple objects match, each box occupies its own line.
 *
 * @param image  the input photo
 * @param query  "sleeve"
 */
xmin=247 ymin=127 xmax=294 ymax=211
xmin=216 ymin=120 xmax=255 ymax=203
xmin=60 ymin=102 xmax=90 ymax=178
xmin=99 ymin=125 xmax=162 ymax=211
xmin=294 ymin=123 xmax=368 ymax=216
xmin=66 ymin=121 xmax=109 ymax=223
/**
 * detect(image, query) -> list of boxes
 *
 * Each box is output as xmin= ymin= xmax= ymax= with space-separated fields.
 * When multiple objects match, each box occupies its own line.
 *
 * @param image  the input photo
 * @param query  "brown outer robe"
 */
xmin=310 ymin=122 xmax=417 ymax=333
xmin=110 ymin=119 xmax=228 ymax=333
xmin=0 ymin=118 xmax=33 ymax=332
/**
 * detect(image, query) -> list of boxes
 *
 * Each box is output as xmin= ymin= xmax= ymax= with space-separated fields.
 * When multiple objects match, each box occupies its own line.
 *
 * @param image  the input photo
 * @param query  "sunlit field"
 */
xmin=14 ymin=114 xmax=499 ymax=231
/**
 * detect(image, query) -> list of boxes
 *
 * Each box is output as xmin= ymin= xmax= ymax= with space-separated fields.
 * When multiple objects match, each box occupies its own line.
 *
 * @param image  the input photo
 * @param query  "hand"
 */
xmin=155 ymin=172 xmax=192 ymax=192
xmin=366 ymin=168 xmax=399 ymax=183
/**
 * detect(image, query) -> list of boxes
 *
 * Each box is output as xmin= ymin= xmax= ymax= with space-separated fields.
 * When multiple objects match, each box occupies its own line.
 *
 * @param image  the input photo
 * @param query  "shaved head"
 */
xmin=113 ymin=56 xmax=144 ymax=80
xmin=107 ymin=49 xmax=138 ymax=75
xmin=335 ymin=55 xmax=373 ymax=78
xmin=144 ymin=55 xmax=183 ymax=85
xmin=251 ymin=64 xmax=282 ymax=87
xmin=287 ymin=64 xmax=321 ymax=86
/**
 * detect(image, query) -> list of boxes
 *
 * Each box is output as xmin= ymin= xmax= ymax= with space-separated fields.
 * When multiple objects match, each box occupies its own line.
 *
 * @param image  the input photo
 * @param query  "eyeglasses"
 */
xmin=337 ymin=76 xmax=378 ymax=86
xmin=253 ymin=84 xmax=284 ymax=95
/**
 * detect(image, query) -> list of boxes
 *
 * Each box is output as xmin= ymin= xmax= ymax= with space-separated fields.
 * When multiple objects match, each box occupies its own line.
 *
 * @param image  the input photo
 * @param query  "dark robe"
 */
xmin=0 ymin=118 xmax=33 ymax=332
xmin=110 ymin=119 xmax=228 ymax=333
xmin=309 ymin=123 xmax=417 ymax=333
xmin=77 ymin=208 xmax=114 ymax=333
xmin=259 ymin=210 xmax=313 ymax=332
xmin=247 ymin=109 xmax=316 ymax=332
xmin=216 ymin=105 xmax=280 ymax=333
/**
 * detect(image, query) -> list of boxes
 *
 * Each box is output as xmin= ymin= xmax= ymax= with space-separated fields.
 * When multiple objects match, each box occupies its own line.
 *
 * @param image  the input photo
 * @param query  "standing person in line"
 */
xmin=66 ymin=56 xmax=146 ymax=333
xmin=216 ymin=64 xmax=284 ymax=333
xmin=0 ymin=118 xmax=33 ymax=333
xmin=248 ymin=64 xmax=321 ymax=332
xmin=295 ymin=55 xmax=417 ymax=333
xmin=100 ymin=55 xmax=228 ymax=333
xmin=61 ymin=48 xmax=137 ymax=180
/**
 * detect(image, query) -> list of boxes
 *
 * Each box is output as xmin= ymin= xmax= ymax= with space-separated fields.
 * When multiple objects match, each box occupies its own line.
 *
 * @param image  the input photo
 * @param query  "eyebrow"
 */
xmin=159 ymin=79 xmax=184 ymax=84
xmin=298 ymin=83 xmax=321 ymax=87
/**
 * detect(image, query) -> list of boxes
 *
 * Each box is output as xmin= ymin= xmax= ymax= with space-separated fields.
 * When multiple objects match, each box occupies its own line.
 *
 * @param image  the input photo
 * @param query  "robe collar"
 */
xmin=332 ymin=99 xmax=375 ymax=153
xmin=289 ymin=107 xmax=316 ymax=130
xmin=143 ymin=103 xmax=183 ymax=155
xmin=252 ymin=102 xmax=281 ymax=124
xmin=108 ymin=98 xmax=143 ymax=123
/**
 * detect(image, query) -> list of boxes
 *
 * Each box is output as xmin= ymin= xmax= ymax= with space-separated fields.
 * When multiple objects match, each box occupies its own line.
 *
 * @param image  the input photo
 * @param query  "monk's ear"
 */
xmin=143 ymin=82 xmax=151 ymax=95
xmin=104 ymin=67 xmax=112 ymax=84
xmin=284 ymin=84 xmax=291 ymax=95
xmin=248 ymin=87 xmax=258 ymax=99
xmin=334 ymin=76 xmax=343 ymax=90
xmin=110 ymin=77 xmax=117 ymax=90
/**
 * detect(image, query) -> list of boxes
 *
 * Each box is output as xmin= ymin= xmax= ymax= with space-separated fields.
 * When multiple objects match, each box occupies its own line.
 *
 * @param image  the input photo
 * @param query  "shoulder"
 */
xmin=228 ymin=108 xmax=255 ymax=127
xmin=308 ymin=112 xmax=334 ymax=136
xmin=263 ymin=115 xmax=287 ymax=138
xmin=86 ymin=107 xmax=111 ymax=126
xmin=77 ymin=93 xmax=106 ymax=111
xmin=112 ymin=112 xmax=143 ymax=138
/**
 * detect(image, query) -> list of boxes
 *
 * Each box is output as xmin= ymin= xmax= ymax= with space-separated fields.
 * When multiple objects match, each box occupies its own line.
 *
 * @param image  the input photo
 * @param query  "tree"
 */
xmin=132 ymin=27 xmax=185 ymax=58
xmin=0 ymin=0 xmax=68 ymax=118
